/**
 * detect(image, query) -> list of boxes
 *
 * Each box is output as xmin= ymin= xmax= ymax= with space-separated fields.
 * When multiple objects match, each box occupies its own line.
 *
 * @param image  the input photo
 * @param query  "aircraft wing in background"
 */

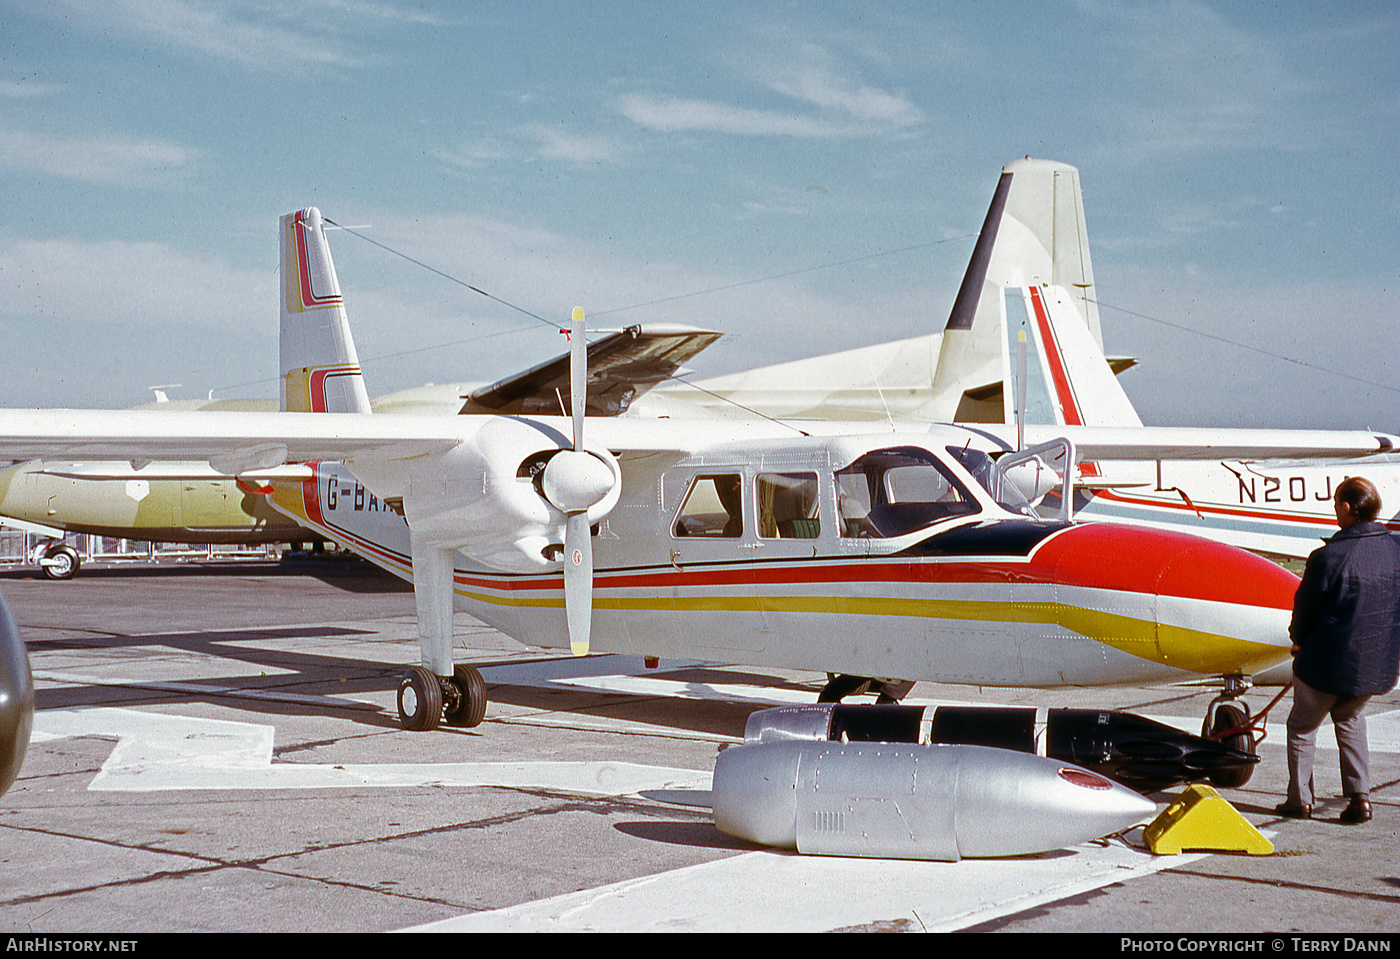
xmin=462 ymin=323 xmax=722 ymax=416
xmin=974 ymin=422 xmax=1396 ymax=463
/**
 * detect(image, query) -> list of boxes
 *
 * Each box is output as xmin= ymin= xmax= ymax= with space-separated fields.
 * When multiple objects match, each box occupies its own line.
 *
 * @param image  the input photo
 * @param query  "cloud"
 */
xmin=0 ymin=78 xmax=61 ymax=99
xmin=41 ymin=0 xmax=442 ymax=74
xmin=1075 ymin=0 xmax=1317 ymax=157
xmin=526 ymin=125 xmax=625 ymax=165
xmin=0 ymin=128 xmax=199 ymax=186
xmin=766 ymin=65 xmax=923 ymax=128
xmin=438 ymin=138 xmax=511 ymax=169
xmin=0 ymin=234 xmax=269 ymax=330
xmin=619 ymin=93 xmax=866 ymax=138
xmin=617 ymin=24 xmax=923 ymax=141
xmin=437 ymin=127 xmax=625 ymax=171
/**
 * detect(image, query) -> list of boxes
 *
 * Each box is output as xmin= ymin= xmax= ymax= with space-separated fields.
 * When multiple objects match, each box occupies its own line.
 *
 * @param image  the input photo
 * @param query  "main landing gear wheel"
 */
xmin=41 ymin=544 xmax=80 ymax=581
xmin=444 ymin=664 xmax=487 ymax=728
xmin=397 ymin=665 xmax=443 ymax=731
xmin=1205 ymin=702 xmax=1256 ymax=788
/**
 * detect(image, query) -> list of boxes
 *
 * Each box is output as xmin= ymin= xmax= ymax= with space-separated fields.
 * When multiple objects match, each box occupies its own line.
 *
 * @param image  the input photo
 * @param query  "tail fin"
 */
xmin=1011 ymin=283 xmax=1141 ymax=428
xmin=930 ymin=158 xmax=1105 ymax=422
xmin=279 ymin=208 xmax=372 ymax=414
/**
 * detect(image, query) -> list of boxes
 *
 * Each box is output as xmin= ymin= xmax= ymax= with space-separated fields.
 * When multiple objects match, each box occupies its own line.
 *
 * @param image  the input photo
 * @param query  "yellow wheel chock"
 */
xmin=1143 ymin=784 xmax=1273 ymax=855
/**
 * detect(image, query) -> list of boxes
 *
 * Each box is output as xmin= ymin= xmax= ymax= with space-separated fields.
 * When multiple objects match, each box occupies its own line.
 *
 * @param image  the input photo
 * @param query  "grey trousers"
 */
xmin=1286 ymin=675 xmax=1371 ymax=806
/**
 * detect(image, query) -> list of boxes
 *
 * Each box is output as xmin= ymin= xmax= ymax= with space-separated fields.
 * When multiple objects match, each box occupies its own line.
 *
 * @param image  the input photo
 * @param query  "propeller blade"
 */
xmin=563 ymin=510 xmax=593 ymax=656
xmin=570 ymin=306 xmax=586 ymax=451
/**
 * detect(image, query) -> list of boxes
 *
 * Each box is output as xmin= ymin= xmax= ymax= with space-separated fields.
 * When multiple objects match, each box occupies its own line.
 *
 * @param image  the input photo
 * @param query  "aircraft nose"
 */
xmin=1156 ymin=538 xmax=1299 ymax=613
xmin=1153 ymin=537 xmax=1299 ymax=675
xmin=1047 ymin=524 xmax=1297 ymax=677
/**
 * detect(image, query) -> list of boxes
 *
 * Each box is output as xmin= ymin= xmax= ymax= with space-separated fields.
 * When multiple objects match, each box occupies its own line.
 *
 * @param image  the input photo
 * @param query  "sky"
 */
xmin=1 ymin=0 xmax=1395 ymax=430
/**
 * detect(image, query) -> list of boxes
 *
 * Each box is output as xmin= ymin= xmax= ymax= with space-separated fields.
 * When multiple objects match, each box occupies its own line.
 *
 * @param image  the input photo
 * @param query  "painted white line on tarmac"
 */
xmin=404 ymin=841 xmax=1210 ymax=933
xmin=31 ymin=707 xmax=711 ymax=795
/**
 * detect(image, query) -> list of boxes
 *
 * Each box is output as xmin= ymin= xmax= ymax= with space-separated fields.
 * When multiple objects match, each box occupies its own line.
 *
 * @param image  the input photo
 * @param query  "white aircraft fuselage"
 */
xmin=266 ymin=417 xmax=1300 ymax=690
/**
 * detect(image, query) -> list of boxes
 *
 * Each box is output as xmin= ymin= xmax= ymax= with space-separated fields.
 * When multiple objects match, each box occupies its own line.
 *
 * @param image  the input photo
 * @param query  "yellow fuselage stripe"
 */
xmin=454 ymin=588 xmax=1280 ymax=674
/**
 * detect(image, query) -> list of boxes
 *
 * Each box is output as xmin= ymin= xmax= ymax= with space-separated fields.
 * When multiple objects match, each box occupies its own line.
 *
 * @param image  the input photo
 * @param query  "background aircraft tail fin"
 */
xmin=1010 ymin=283 xmax=1142 ymax=428
xmin=279 ymin=208 xmax=373 ymax=414
xmin=930 ymin=158 xmax=1103 ymax=422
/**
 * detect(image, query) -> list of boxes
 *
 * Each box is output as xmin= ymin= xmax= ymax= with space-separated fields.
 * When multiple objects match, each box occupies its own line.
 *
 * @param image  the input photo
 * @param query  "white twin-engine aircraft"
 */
xmin=1 ymin=163 xmax=1394 ymax=738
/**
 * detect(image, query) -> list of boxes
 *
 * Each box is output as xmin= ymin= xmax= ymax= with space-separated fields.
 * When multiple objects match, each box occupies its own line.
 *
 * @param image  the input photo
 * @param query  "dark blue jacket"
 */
xmin=1289 ymin=522 xmax=1400 ymax=696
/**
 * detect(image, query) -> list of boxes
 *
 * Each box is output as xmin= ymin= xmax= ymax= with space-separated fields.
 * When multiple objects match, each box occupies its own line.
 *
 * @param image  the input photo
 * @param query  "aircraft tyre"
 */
xmin=41 ymin=545 xmax=80 ymax=581
xmin=397 ymin=665 xmax=443 ymax=731
xmin=1206 ymin=703 xmax=1255 ymax=788
xmin=445 ymin=664 xmax=487 ymax=728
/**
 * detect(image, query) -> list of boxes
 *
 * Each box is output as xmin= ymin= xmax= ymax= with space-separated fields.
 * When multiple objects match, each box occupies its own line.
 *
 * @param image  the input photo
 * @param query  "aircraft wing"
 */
xmin=0 ymin=408 xmax=725 ymax=468
xmin=22 ymin=462 xmax=315 ymax=482
xmin=0 ymin=409 xmax=466 ymax=468
xmin=986 ymin=424 xmax=1399 ymax=462
xmin=462 ymin=323 xmax=722 ymax=416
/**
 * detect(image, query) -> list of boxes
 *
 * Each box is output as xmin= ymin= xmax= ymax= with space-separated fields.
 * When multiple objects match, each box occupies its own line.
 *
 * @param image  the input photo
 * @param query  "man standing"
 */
xmin=1277 ymin=476 xmax=1400 ymax=823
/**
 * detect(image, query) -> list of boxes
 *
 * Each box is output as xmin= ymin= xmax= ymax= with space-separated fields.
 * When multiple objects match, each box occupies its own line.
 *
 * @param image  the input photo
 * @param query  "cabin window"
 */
xmin=674 ymin=473 xmax=744 ymax=537
xmin=835 ymin=447 xmax=978 ymax=538
xmin=757 ymin=472 xmax=820 ymax=539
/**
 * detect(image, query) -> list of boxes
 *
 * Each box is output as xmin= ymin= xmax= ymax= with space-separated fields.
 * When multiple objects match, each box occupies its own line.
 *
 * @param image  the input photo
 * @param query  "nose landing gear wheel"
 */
xmin=41 ymin=545 xmax=80 ymax=581
xmin=1205 ymin=702 xmax=1255 ymax=788
xmin=397 ymin=665 xmax=443 ymax=731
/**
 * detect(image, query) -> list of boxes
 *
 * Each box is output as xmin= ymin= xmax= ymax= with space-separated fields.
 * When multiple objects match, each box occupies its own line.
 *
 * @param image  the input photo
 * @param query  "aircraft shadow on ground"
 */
xmin=26 ymin=619 xmax=806 ymax=738
xmin=30 ymin=623 xmax=422 ymax=730
xmin=482 ymin=665 xmax=818 ymax=741
xmin=0 ymin=559 xmax=411 ymax=594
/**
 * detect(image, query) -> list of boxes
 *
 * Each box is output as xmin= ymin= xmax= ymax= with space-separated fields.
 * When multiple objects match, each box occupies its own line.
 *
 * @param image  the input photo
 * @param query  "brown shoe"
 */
xmin=1274 ymin=800 xmax=1312 ymax=819
xmin=1340 ymin=796 xmax=1372 ymax=825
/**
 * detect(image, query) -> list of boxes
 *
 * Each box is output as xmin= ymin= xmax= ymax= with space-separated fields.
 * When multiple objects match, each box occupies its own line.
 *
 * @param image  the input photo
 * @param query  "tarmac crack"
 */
xmin=1 ymin=796 xmax=684 ymax=914
xmin=272 ymin=729 xmax=398 ymax=757
xmin=1165 ymin=868 xmax=1400 ymax=905
xmin=0 ymin=822 xmax=237 ymax=909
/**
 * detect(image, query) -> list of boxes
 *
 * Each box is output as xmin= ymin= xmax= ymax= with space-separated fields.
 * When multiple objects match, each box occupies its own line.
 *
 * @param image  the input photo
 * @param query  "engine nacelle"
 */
xmin=382 ymin=417 xmax=620 ymax=573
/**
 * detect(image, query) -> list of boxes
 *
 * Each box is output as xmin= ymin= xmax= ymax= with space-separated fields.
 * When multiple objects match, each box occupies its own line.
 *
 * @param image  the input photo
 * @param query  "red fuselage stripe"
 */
xmin=293 ymin=472 xmax=1296 ymax=612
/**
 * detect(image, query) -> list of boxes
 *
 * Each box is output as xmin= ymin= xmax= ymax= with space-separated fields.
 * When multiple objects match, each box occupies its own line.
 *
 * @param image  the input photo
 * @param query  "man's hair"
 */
xmin=1335 ymin=476 xmax=1382 ymax=522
